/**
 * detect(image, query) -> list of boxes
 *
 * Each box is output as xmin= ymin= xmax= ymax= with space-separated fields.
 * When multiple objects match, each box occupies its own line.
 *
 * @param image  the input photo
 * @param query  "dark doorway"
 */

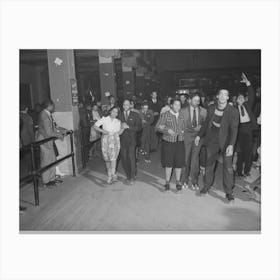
xmin=20 ymin=83 xmax=32 ymax=109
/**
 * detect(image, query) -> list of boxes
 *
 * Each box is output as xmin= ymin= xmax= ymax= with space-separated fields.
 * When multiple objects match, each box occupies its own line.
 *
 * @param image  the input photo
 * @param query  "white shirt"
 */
xmin=95 ymin=116 xmax=121 ymax=133
xmin=92 ymin=110 xmax=101 ymax=121
xmin=170 ymin=109 xmax=179 ymax=119
xmin=238 ymin=105 xmax=250 ymax=123
xmin=190 ymin=106 xmax=199 ymax=123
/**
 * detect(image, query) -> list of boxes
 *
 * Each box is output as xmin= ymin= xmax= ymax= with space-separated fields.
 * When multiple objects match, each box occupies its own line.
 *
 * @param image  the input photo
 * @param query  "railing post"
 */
xmin=30 ymin=143 xmax=39 ymax=206
xmin=70 ymin=131 xmax=76 ymax=177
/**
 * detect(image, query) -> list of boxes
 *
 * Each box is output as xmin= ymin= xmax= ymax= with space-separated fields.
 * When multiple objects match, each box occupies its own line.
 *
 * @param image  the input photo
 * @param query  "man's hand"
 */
xmin=194 ymin=136 xmax=200 ymax=146
xmin=226 ymin=145 xmax=234 ymax=157
xmin=167 ymin=129 xmax=175 ymax=136
xmin=240 ymin=72 xmax=250 ymax=86
xmin=193 ymin=125 xmax=201 ymax=132
xmin=58 ymin=133 xmax=64 ymax=141
xmin=158 ymin=124 xmax=166 ymax=130
xmin=122 ymin=122 xmax=129 ymax=129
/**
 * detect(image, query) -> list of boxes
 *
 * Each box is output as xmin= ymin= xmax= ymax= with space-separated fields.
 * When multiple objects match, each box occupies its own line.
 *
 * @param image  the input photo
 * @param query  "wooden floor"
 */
xmin=20 ymin=151 xmax=261 ymax=232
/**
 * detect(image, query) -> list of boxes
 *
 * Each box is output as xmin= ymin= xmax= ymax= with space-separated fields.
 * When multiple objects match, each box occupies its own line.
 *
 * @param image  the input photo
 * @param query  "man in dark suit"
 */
xmin=37 ymin=100 xmax=64 ymax=187
xmin=195 ymin=89 xmax=239 ymax=202
xmin=20 ymin=103 xmax=35 ymax=176
xmin=148 ymin=91 xmax=163 ymax=151
xmin=236 ymin=73 xmax=258 ymax=177
xmin=181 ymin=93 xmax=207 ymax=190
xmin=119 ymin=99 xmax=142 ymax=184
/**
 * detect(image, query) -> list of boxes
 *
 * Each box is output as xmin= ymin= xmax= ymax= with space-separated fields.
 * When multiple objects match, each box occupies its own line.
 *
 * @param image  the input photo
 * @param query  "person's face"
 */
xmin=217 ymin=89 xmax=229 ymax=104
xmin=49 ymin=104 xmax=55 ymax=113
xmin=86 ymin=105 xmax=91 ymax=111
xmin=201 ymin=96 xmax=205 ymax=103
xmin=167 ymin=97 xmax=172 ymax=105
xmin=92 ymin=105 xmax=98 ymax=111
xmin=109 ymin=97 xmax=115 ymax=105
xmin=180 ymin=95 xmax=186 ymax=103
xmin=237 ymin=95 xmax=245 ymax=106
xmin=171 ymin=100 xmax=181 ymax=112
xmin=190 ymin=96 xmax=200 ymax=108
xmin=123 ymin=100 xmax=131 ymax=111
xmin=110 ymin=108 xmax=118 ymax=118
xmin=142 ymin=105 xmax=148 ymax=113
xmin=151 ymin=92 xmax=157 ymax=99
xmin=130 ymin=101 xmax=135 ymax=109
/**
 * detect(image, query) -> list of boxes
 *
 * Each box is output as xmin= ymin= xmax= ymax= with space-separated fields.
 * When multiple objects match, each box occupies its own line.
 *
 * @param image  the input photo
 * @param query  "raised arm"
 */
xmin=240 ymin=72 xmax=255 ymax=109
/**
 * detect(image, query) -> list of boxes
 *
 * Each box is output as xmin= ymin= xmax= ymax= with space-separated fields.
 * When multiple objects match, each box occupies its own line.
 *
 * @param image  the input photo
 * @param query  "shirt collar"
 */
xmin=44 ymin=109 xmax=51 ymax=116
xmin=170 ymin=110 xmax=179 ymax=117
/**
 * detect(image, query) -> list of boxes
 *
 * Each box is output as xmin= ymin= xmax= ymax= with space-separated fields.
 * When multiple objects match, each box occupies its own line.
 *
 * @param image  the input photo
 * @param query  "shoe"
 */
xmin=45 ymin=181 xmax=58 ymax=188
xmin=20 ymin=206 xmax=26 ymax=214
xmin=176 ymin=182 xmax=182 ymax=192
xmin=191 ymin=183 xmax=199 ymax=191
xmin=199 ymin=187 xmax=209 ymax=195
xmin=144 ymin=158 xmax=151 ymax=163
xmin=54 ymin=178 xmax=63 ymax=184
xmin=112 ymin=174 xmax=118 ymax=182
xmin=107 ymin=177 xmax=113 ymax=184
xmin=124 ymin=178 xmax=132 ymax=185
xmin=182 ymin=183 xmax=188 ymax=189
xmin=226 ymin=193 xmax=235 ymax=202
xmin=164 ymin=183 xmax=170 ymax=192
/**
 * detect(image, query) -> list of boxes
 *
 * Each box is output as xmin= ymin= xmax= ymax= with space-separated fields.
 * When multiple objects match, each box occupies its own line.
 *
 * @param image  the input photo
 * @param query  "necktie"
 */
xmin=125 ymin=111 xmax=128 ymax=122
xmin=50 ymin=114 xmax=55 ymax=129
xmin=240 ymin=106 xmax=245 ymax=117
xmin=192 ymin=108 xmax=197 ymax=127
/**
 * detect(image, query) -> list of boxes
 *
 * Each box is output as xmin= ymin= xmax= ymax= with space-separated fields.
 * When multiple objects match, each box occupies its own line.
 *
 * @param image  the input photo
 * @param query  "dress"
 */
xmin=95 ymin=116 xmax=121 ymax=161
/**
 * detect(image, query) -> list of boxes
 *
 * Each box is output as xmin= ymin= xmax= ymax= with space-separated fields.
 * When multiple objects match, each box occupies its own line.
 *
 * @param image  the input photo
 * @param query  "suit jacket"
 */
xmin=236 ymin=84 xmax=258 ymax=132
xmin=181 ymin=106 xmax=207 ymax=144
xmin=20 ymin=112 xmax=35 ymax=146
xmin=139 ymin=109 xmax=154 ymax=128
xmin=198 ymin=104 xmax=239 ymax=150
xmin=148 ymin=99 xmax=163 ymax=125
xmin=37 ymin=110 xmax=62 ymax=149
xmin=119 ymin=110 xmax=142 ymax=146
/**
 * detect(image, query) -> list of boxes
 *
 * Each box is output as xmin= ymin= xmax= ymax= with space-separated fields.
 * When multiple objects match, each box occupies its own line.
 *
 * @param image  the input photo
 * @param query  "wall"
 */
xmin=20 ymin=64 xmax=49 ymax=107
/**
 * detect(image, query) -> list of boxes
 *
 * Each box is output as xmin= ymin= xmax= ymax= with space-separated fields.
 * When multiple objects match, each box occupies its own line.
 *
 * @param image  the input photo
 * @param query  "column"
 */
xmin=135 ymin=66 xmax=145 ymax=99
xmin=47 ymin=49 xmax=83 ymax=174
xmin=122 ymin=56 xmax=136 ymax=99
xmin=98 ymin=50 xmax=117 ymax=104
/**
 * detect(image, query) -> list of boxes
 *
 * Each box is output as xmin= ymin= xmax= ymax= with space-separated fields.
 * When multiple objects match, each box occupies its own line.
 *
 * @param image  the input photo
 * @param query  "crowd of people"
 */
xmin=20 ymin=72 xmax=261 ymax=203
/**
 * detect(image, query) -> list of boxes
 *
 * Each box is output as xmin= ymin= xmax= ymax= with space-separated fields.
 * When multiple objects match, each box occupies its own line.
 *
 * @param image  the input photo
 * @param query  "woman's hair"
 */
xmin=163 ymin=96 xmax=171 ymax=106
xmin=41 ymin=99 xmax=54 ymax=109
xmin=108 ymin=106 xmax=119 ymax=115
xmin=170 ymin=98 xmax=181 ymax=106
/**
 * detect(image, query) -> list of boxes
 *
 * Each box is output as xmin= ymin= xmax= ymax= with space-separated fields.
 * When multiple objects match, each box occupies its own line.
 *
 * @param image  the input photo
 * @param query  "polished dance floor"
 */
xmin=20 ymin=150 xmax=261 ymax=232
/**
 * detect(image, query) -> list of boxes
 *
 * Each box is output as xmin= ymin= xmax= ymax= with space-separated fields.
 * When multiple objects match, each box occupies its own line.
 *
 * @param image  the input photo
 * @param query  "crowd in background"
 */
xmin=20 ymin=72 xmax=261 ymax=203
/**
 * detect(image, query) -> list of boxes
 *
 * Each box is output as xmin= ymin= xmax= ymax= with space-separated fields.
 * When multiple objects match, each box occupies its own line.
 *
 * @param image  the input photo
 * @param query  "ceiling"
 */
xmin=20 ymin=49 xmax=261 ymax=73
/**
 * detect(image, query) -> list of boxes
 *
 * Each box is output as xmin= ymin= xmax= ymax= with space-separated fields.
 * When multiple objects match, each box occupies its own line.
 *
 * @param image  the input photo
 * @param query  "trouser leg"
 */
xmin=129 ymin=145 xmax=136 ymax=179
xmin=182 ymin=142 xmax=192 ymax=183
xmin=243 ymin=133 xmax=253 ymax=175
xmin=40 ymin=143 xmax=56 ymax=184
xmin=189 ymin=141 xmax=202 ymax=184
xmin=236 ymin=133 xmax=245 ymax=175
xmin=222 ymin=153 xmax=234 ymax=195
xmin=121 ymin=147 xmax=130 ymax=179
xmin=203 ymin=142 xmax=220 ymax=191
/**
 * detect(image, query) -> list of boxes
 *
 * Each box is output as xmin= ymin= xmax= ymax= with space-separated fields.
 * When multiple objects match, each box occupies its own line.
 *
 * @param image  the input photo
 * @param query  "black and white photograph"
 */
xmin=19 ymin=49 xmax=261 ymax=231
xmin=1 ymin=1 xmax=280 ymax=280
